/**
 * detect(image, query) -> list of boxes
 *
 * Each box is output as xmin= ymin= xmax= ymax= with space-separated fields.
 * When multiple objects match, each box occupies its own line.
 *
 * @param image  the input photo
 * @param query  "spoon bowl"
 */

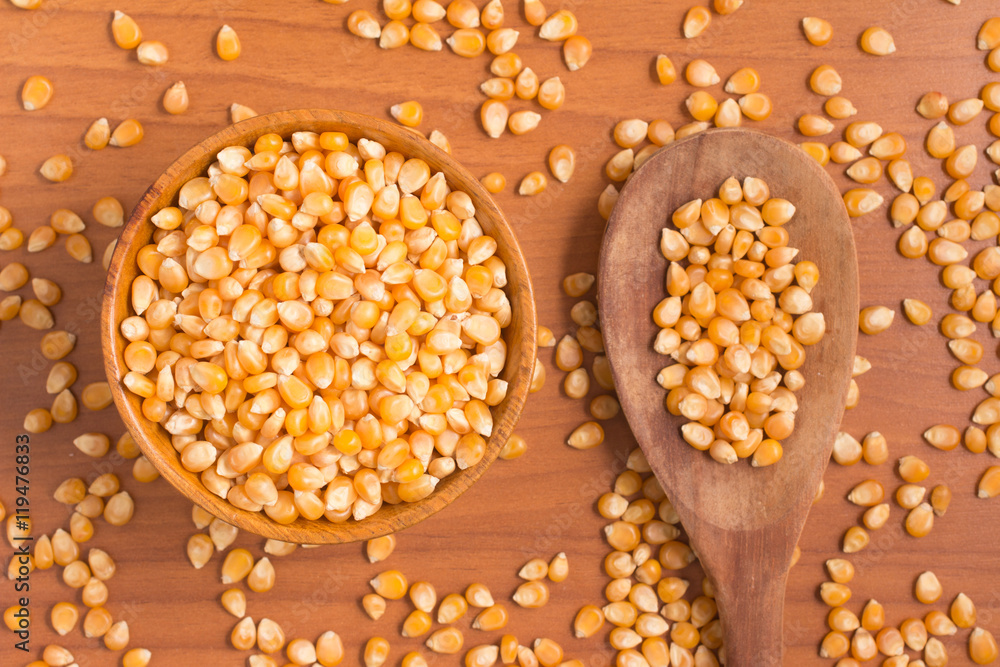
xmin=598 ymin=128 xmax=858 ymax=666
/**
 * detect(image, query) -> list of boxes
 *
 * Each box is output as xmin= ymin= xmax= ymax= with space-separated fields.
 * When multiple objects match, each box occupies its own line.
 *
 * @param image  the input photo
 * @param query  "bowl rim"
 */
xmin=100 ymin=108 xmax=537 ymax=543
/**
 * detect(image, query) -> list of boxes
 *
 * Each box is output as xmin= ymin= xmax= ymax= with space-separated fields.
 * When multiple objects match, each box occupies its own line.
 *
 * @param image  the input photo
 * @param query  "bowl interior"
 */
xmin=101 ymin=109 xmax=537 ymax=543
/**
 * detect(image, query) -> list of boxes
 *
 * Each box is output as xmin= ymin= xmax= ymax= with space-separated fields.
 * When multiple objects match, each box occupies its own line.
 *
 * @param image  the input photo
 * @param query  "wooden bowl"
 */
xmin=101 ymin=109 xmax=537 ymax=544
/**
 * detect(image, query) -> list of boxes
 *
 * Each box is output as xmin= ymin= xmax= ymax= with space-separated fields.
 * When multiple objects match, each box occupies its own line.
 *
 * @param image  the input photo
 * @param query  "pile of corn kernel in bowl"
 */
xmin=6 ymin=1 xmax=1000 ymax=666
xmin=123 ymin=130 xmax=514 ymax=522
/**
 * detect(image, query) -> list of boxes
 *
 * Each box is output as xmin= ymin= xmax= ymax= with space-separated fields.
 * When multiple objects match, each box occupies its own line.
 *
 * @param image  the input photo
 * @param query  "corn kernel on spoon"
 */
xmin=599 ymin=128 xmax=858 ymax=667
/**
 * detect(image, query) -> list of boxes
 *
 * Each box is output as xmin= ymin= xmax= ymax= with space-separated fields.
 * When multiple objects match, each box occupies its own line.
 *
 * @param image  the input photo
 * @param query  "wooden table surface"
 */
xmin=1 ymin=1 xmax=999 ymax=665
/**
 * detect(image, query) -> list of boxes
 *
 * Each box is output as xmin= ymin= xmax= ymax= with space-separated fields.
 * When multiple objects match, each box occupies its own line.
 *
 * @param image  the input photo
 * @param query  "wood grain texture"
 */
xmin=0 ymin=1 xmax=999 ymax=665
xmin=599 ymin=128 xmax=858 ymax=666
xmin=101 ymin=108 xmax=537 ymax=544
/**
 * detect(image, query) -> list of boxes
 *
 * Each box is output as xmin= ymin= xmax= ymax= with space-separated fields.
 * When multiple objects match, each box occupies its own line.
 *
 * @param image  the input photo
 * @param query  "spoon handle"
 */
xmin=695 ymin=523 xmax=797 ymax=667
xmin=714 ymin=567 xmax=787 ymax=666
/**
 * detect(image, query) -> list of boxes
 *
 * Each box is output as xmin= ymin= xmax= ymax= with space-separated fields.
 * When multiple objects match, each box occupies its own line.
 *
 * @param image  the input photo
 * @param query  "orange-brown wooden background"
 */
xmin=1 ymin=0 xmax=999 ymax=664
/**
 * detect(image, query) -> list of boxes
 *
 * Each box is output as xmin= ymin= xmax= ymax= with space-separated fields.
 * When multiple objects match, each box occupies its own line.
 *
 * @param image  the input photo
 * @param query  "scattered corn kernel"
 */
xmin=216 ymin=24 xmax=241 ymax=60
xmin=802 ymin=17 xmax=833 ymax=46
xmin=163 ymin=82 xmax=189 ymax=114
xmin=860 ymin=26 xmax=895 ymax=55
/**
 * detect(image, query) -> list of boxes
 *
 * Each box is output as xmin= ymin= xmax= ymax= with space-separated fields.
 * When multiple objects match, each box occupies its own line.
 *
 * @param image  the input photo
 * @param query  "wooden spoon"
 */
xmin=598 ymin=128 xmax=858 ymax=666
xmin=101 ymin=109 xmax=537 ymax=544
